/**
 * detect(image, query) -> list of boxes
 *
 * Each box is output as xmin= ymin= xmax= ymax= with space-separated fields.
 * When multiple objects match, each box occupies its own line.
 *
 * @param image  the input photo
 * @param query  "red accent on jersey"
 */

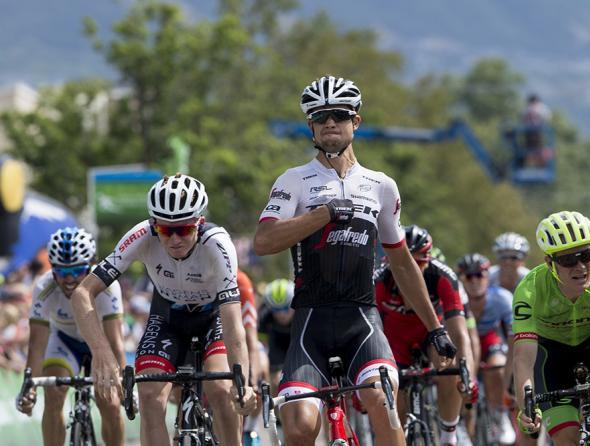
xmin=514 ymin=332 xmax=538 ymax=342
xmin=135 ymin=354 xmax=175 ymax=373
xmin=382 ymin=238 xmax=405 ymax=249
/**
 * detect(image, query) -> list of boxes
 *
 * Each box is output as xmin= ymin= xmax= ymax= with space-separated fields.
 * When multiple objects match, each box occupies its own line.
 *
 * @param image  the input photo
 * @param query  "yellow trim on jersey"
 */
xmin=29 ymin=318 xmax=50 ymax=327
xmin=42 ymin=358 xmax=74 ymax=376
xmin=37 ymin=281 xmax=58 ymax=301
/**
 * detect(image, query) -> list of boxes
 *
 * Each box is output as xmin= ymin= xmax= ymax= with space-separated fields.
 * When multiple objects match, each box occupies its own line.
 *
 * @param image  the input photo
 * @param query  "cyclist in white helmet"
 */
xmin=489 ymin=232 xmax=530 ymax=293
xmin=16 ymin=227 xmax=125 ymax=446
xmin=515 ymin=211 xmax=590 ymax=446
xmin=70 ymin=174 xmax=256 ymax=446
xmin=255 ymin=75 xmax=456 ymax=446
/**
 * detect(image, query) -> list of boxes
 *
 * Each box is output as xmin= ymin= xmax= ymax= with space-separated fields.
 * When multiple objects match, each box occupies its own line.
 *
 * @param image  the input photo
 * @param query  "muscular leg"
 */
xmin=360 ymin=378 xmax=406 ymax=446
xmin=95 ymin=387 xmax=124 ymax=446
xmin=437 ymin=375 xmax=462 ymax=444
xmin=41 ymin=365 xmax=69 ymax=446
xmin=552 ymin=425 xmax=580 ymax=446
xmin=280 ymin=400 xmax=322 ymax=446
xmin=483 ymin=352 xmax=506 ymax=410
xmin=203 ymin=353 xmax=241 ymax=446
xmin=137 ymin=368 xmax=173 ymax=446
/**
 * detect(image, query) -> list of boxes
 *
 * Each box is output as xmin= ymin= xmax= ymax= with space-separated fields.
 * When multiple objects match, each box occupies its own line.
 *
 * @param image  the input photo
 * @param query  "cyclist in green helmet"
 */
xmin=514 ymin=211 xmax=590 ymax=446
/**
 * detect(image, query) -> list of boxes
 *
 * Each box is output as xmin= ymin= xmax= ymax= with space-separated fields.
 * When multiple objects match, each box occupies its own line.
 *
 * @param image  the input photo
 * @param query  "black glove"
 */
xmin=325 ymin=199 xmax=354 ymax=224
xmin=427 ymin=327 xmax=457 ymax=359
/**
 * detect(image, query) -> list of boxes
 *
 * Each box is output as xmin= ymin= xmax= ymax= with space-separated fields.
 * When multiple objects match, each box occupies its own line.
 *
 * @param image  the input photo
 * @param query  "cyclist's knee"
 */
xmin=138 ymin=382 xmax=169 ymax=410
xmin=95 ymin=392 xmax=122 ymax=415
xmin=281 ymin=402 xmax=320 ymax=443
xmin=204 ymin=378 xmax=231 ymax=403
xmin=44 ymin=386 xmax=67 ymax=409
xmin=552 ymin=425 xmax=580 ymax=446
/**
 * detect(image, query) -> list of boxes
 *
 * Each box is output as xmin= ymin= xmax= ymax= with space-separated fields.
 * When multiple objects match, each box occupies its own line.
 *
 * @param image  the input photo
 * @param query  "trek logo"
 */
xmin=270 ymin=188 xmax=292 ymax=201
xmin=315 ymin=226 xmax=370 ymax=248
xmin=513 ymin=302 xmax=532 ymax=321
xmin=393 ymin=198 xmax=401 ymax=216
xmin=118 ymin=227 xmax=148 ymax=253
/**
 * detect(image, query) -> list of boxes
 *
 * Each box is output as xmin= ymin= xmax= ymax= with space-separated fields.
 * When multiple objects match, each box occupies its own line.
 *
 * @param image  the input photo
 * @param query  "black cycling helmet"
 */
xmin=404 ymin=224 xmax=433 ymax=254
xmin=456 ymin=253 xmax=491 ymax=275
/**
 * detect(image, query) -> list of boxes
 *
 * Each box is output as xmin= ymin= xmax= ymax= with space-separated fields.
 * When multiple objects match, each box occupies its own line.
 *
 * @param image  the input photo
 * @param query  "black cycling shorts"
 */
xmin=135 ymin=291 xmax=225 ymax=373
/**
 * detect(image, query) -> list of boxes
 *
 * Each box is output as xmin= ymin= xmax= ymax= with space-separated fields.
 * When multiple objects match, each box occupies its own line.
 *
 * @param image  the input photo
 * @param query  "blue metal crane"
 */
xmin=270 ymin=119 xmax=555 ymax=185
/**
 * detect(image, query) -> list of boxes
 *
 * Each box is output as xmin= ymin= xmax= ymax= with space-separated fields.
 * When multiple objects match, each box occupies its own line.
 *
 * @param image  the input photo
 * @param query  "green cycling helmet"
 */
xmin=536 ymin=211 xmax=590 ymax=255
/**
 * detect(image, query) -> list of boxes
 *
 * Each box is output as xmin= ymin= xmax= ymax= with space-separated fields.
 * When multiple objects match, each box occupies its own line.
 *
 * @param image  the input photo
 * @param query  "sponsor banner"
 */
xmin=88 ymin=165 xmax=161 ymax=225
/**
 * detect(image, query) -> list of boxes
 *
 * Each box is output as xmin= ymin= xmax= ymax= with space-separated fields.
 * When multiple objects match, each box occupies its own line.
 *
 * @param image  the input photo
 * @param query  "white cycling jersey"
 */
xmin=93 ymin=220 xmax=240 ymax=308
xmin=488 ymin=264 xmax=530 ymax=292
xmin=30 ymin=270 xmax=123 ymax=340
xmin=259 ymin=158 xmax=404 ymax=307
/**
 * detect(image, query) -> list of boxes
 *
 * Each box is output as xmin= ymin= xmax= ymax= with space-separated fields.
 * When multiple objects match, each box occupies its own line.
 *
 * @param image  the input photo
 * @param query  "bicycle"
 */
xmin=17 ymin=361 xmax=97 ymax=446
xmin=524 ymin=362 xmax=590 ymax=445
xmin=261 ymin=356 xmax=400 ymax=446
xmin=123 ymin=336 xmax=246 ymax=446
xmin=472 ymin=363 xmax=507 ymax=446
xmin=399 ymin=353 xmax=471 ymax=446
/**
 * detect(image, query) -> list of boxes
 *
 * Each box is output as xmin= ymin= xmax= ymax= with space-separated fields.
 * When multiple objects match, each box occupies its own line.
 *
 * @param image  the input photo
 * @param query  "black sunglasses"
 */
xmin=552 ymin=249 xmax=590 ymax=268
xmin=499 ymin=254 xmax=523 ymax=261
xmin=465 ymin=272 xmax=485 ymax=280
xmin=308 ymin=109 xmax=356 ymax=124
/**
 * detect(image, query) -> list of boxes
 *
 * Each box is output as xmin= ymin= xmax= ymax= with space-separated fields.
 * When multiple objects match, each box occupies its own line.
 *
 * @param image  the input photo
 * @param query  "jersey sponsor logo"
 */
xmin=218 ymin=287 xmax=240 ymax=301
xmin=56 ymin=308 xmax=70 ymax=319
xmin=223 ymin=275 xmax=237 ymax=288
xmin=270 ymin=188 xmax=292 ymax=201
xmin=393 ymin=198 xmax=401 ymax=215
xmin=352 ymin=204 xmax=379 ymax=218
xmin=514 ymin=332 xmax=538 ymax=341
xmin=350 ymin=193 xmax=377 ymax=204
xmin=265 ymin=204 xmax=281 ymax=213
xmin=310 ymin=186 xmax=331 ymax=193
xmin=362 ymin=175 xmax=381 ymax=184
xmin=106 ymin=251 xmax=122 ymax=266
xmin=96 ymin=259 xmax=121 ymax=281
xmin=186 ymin=272 xmax=203 ymax=283
xmin=302 ymin=174 xmax=318 ymax=180
xmin=159 ymin=286 xmax=212 ymax=303
xmin=156 ymin=264 xmax=162 ymax=275
xmin=118 ymin=227 xmax=148 ymax=253
xmin=315 ymin=226 xmax=370 ymax=248
xmin=513 ymin=301 xmax=532 ymax=320
xmin=359 ymin=184 xmax=372 ymax=192
xmin=540 ymin=316 xmax=590 ymax=328
xmin=164 ymin=270 xmax=175 ymax=278
xmin=216 ymin=242 xmax=233 ymax=272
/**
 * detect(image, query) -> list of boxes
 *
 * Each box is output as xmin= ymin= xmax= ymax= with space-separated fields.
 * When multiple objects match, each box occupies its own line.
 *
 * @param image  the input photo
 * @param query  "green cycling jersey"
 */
xmin=512 ymin=263 xmax=590 ymax=346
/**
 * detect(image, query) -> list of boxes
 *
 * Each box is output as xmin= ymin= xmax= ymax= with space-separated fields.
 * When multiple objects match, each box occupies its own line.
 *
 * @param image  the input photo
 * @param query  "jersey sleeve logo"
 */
xmin=118 ymin=227 xmax=148 ymax=253
xmin=513 ymin=301 xmax=532 ymax=320
xmin=270 ymin=188 xmax=292 ymax=200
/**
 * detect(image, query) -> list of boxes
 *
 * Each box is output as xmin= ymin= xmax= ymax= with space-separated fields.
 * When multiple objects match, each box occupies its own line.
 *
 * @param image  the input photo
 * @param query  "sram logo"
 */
xmin=118 ymin=227 xmax=148 ymax=253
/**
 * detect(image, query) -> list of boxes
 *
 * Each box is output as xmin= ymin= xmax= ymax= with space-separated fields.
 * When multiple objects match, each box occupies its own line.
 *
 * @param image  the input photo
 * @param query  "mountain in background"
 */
xmin=1 ymin=0 xmax=589 ymax=134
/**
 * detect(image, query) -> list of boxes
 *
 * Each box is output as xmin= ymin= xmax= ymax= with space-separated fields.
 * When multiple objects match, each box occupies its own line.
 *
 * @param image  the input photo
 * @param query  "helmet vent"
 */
xmin=168 ymin=193 xmax=176 ymax=212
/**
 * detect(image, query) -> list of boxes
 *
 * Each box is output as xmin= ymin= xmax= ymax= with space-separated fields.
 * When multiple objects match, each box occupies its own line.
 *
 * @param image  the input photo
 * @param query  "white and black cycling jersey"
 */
xmin=93 ymin=221 xmax=240 ymax=308
xmin=259 ymin=158 xmax=405 ymax=308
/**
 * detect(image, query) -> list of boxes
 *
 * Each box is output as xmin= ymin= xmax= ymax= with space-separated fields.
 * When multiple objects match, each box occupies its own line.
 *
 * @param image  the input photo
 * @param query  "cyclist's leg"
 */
xmin=203 ymin=348 xmax=241 ymax=445
xmin=95 ymin=385 xmax=124 ymax=446
xmin=436 ymin=373 xmax=461 ymax=445
xmin=278 ymin=308 xmax=327 ymax=445
xmin=41 ymin=331 xmax=78 ymax=445
xmin=135 ymin=306 xmax=181 ymax=446
xmin=347 ymin=306 xmax=405 ymax=445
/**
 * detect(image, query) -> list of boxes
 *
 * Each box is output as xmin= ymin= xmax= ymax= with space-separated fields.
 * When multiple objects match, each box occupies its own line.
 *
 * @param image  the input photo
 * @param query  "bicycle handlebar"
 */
xmin=524 ymin=385 xmax=539 ymax=439
xmin=122 ymin=364 xmax=246 ymax=420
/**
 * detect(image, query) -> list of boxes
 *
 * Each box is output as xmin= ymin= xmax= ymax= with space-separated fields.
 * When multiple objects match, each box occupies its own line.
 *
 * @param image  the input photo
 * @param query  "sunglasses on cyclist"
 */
xmin=551 ymin=249 xmax=590 ymax=268
xmin=53 ymin=264 xmax=91 ymax=279
xmin=499 ymin=254 xmax=523 ymax=261
xmin=308 ymin=109 xmax=356 ymax=124
xmin=465 ymin=272 xmax=486 ymax=280
xmin=154 ymin=223 xmax=199 ymax=237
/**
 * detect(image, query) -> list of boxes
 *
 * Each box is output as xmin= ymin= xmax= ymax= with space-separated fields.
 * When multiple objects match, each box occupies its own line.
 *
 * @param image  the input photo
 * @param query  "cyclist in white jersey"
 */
xmin=254 ymin=75 xmax=457 ymax=446
xmin=489 ymin=232 xmax=530 ymax=293
xmin=70 ymin=174 xmax=256 ymax=446
xmin=16 ymin=227 xmax=125 ymax=446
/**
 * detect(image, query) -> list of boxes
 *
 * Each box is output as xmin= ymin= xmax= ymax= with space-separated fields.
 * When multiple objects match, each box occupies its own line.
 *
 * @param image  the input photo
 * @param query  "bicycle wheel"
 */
xmin=70 ymin=420 xmax=82 ymax=446
xmin=405 ymin=420 xmax=432 ymax=446
xmin=474 ymin=400 xmax=495 ymax=446
xmin=85 ymin=415 xmax=98 ymax=446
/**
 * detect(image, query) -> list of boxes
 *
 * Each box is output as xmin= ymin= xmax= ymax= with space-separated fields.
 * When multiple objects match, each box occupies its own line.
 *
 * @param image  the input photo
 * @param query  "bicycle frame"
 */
xmin=18 ymin=366 xmax=97 ymax=446
xmin=525 ymin=362 xmax=590 ymax=445
xmin=123 ymin=337 xmax=245 ymax=446
xmin=261 ymin=357 xmax=399 ymax=446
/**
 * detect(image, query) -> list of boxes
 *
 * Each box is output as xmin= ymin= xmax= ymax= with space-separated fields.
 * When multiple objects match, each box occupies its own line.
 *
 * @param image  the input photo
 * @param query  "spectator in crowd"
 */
xmin=521 ymin=94 xmax=553 ymax=168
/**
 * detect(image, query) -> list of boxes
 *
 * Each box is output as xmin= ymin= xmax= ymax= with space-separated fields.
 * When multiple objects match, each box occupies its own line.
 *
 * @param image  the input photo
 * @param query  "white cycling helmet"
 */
xmin=300 ymin=75 xmax=362 ymax=115
xmin=536 ymin=211 xmax=590 ymax=255
xmin=492 ymin=232 xmax=530 ymax=256
xmin=47 ymin=227 xmax=96 ymax=266
xmin=147 ymin=174 xmax=208 ymax=222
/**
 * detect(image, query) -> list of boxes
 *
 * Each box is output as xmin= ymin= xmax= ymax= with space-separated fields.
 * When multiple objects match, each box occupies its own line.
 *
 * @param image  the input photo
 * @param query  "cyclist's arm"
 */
xmin=384 ymin=245 xmax=441 ymax=331
xmin=219 ymin=302 xmax=250 ymax=376
xmin=25 ymin=322 xmax=49 ymax=377
xmin=254 ymin=207 xmax=330 ymax=255
xmin=445 ymin=316 xmax=475 ymax=378
xmin=513 ymin=340 xmax=537 ymax=410
xmin=103 ymin=317 xmax=126 ymax=370
xmin=71 ymin=273 xmax=110 ymax=354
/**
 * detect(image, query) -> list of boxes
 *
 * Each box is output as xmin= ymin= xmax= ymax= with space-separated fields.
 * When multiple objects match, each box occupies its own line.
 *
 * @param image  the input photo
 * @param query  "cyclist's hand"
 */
xmin=457 ymin=379 xmax=478 ymax=406
xmin=325 ymin=199 xmax=354 ymax=224
xmin=15 ymin=388 xmax=36 ymax=416
xmin=427 ymin=327 xmax=457 ymax=368
xmin=517 ymin=407 xmax=542 ymax=434
xmin=91 ymin=350 xmax=122 ymax=403
xmin=230 ymin=385 xmax=257 ymax=415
